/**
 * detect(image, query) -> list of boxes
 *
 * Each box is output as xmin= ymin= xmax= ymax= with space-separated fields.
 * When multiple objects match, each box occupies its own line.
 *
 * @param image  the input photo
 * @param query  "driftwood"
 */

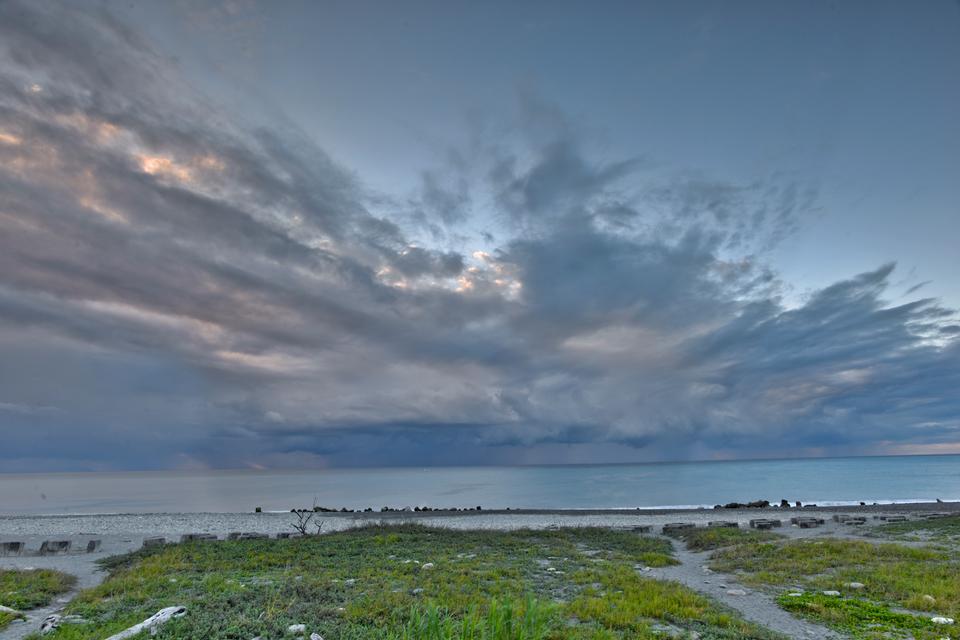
xmin=102 ymin=606 xmax=187 ymax=640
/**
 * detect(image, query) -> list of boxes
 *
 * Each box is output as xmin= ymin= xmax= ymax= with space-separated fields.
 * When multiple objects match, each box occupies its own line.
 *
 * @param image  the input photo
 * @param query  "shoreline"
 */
xmin=3 ymin=498 xmax=959 ymax=520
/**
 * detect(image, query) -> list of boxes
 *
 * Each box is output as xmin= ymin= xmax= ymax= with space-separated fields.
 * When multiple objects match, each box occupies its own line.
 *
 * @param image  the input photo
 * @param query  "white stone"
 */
xmin=822 ymin=590 xmax=841 ymax=596
xmin=287 ymin=624 xmax=307 ymax=634
xmin=931 ymin=617 xmax=954 ymax=625
xmin=726 ymin=589 xmax=747 ymax=596
xmin=421 ymin=562 xmax=435 ymax=570
xmin=846 ymin=582 xmax=865 ymax=589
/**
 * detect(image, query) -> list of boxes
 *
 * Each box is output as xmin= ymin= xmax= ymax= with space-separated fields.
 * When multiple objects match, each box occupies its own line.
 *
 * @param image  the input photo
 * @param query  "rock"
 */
xmin=726 ymin=589 xmax=747 ymax=596
xmin=846 ymin=582 xmax=865 ymax=590
xmin=421 ymin=562 xmax=435 ymax=570
xmin=40 ymin=615 xmax=62 ymax=635
xmin=786 ymin=592 xmax=804 ymax=597
xmin=310 ymin=634 xmax=324 ymax=640
xmin=931 ymin=616 xmax=954 ymax=625
xmin=86 ymin=539 xmax=102 ymax=553
xmin=822 ymin=590 xmax=841 ymax=596
xmin=411 ymin=588 xmax=424 ymax=595
xmin=287 ymin=623 xmax=307 ymax=634
xmin=923 ymin=594 xmax=937 ymax=605
xmin=0 ymin=605 xmax=23 ymax=616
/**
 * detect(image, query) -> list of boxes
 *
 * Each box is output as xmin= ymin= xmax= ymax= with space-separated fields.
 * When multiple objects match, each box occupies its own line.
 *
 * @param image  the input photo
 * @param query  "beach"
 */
xmin=3 ymin=501 xmax=958 ymax=639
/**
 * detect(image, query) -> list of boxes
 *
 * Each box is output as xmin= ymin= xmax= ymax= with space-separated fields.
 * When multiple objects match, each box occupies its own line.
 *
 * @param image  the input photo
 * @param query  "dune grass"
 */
xmin=709 ymin=538 xmax=959 ymax=639
xmin=28 ymin=524 xmax=784 ymax=640
xmin=668 ymin=526 xmax=783 ymax=551
xmin=875 ymin=514 xmax=960 ymax=543
xmin=0 ymin=568 xmax=77 ymax=629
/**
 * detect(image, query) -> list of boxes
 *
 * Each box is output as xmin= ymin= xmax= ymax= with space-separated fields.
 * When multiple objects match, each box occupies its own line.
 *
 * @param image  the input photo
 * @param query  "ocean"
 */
xmin=1 ymin=455 xmax=958 ymax=516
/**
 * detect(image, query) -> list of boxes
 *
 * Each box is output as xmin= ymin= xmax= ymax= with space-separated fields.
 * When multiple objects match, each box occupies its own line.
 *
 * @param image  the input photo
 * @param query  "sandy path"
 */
xmin=646 ymin=539 xmax=841 ymax=639
xmin=0 ymin=537 xmax=141 ymax=640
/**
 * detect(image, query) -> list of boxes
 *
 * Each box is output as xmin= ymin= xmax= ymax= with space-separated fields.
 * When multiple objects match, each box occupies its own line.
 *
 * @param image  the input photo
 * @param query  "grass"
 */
xmin=777 ymin=593 xmax=949 ymax=640
xmin=874 ymin=514 xmax=960 ymax=543
xmin=708 ymin=538 xmax=960 ymax=639
xmin=0 ymin=569 xmax=77 ymax=629
xmin=28 ymin=524 xmax=785 ymax=640
xmin=668 ymin=527 xmax=783 ymax=551
xmin=390 ymin=595 xmax=553 ymax=639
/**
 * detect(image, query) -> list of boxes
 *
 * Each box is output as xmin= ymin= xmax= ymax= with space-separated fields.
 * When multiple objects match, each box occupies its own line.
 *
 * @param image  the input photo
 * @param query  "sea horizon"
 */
xmin=3 ymin=454 xmax=958 ymax=517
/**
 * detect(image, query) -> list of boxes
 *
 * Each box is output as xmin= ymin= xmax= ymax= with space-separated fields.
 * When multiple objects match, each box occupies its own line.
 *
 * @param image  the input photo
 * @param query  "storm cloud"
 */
xmin=0 ymin=1 xmax=957 ymax=471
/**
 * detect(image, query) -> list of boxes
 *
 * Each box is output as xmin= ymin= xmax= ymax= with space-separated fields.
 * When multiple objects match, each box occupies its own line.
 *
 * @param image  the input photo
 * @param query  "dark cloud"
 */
xmin=0 ymin=1 xmax=957 ymax=471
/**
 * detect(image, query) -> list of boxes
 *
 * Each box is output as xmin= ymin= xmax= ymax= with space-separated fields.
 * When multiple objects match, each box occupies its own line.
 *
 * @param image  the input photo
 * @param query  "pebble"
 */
xmin=845 ymin=582 xmax=864 ymax=590
xmin=287 ymin=623 xmax=307 ymax=634
xmin=726 ymin=589 xmax=747 ymax=596
xmin=931 ymin=616 xmax=954 ymax=625
xmin=310 ymin=634 xmax=324 ymax=640
xmin=421 ymin=562 xmax=435 ymax=570
xmin=822 ymin=590 xmax=841 ymax=596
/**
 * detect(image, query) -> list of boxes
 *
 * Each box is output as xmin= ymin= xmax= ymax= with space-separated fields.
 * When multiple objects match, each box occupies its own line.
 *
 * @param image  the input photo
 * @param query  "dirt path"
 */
xmin=643 ymin=532 xmax=843 ymax=639
xmin=0 ymin=537 xmax=139 ymax=640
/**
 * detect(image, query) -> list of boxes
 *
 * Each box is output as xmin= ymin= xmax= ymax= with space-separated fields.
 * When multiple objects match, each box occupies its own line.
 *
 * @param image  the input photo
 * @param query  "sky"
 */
xmin=0 ymin=0 xmax=959 ymax=472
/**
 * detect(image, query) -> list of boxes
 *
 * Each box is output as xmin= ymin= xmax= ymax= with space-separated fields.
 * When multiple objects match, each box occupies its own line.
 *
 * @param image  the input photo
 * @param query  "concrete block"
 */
xmin=39 ymin=540 xmax=71 ymax=555
xmin=180 ymin=533 xmax=218 ymax=543
xmin=1 ymin=541 xmax=24 ymax=556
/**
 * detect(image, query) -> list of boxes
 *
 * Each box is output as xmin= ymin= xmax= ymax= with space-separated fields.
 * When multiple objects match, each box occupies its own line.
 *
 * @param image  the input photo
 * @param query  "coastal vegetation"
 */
xmin=667 ymin=526 xmax=783 ymax=551
xmin=27 ymin=524 xmax=785 ymax=639
xmin=709 ymin=537 xmax=959 ymax=639
xmin=0 ymin=569 xmax=77 ymax=629
xmin=873 ymin=514 xmax=960 ymax=543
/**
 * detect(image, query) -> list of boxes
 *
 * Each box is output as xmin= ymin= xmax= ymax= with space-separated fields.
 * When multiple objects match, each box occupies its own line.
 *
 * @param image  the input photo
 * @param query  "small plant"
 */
xmin=291 ymin=498 xmax=326 ymax=535
xmin=392 ymin=595 xmax=554 ymax=640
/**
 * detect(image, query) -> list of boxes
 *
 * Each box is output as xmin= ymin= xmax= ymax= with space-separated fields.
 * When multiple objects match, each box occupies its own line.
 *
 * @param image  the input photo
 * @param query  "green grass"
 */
xmin=28 ymin=524 xmax=785 ymax=640
xmin=777 ymin=593 xmax=950 ymax=640
xmin=874 ymin=515 xmax=960 ymax=543
xmin=0 ymin=569 xmax=77 ymax=629
xmin=390 ymin=595 xmax=553 ymax=639
xmin=669 ymin=527 xmax=783 ymax=551
xmin=0 ymin=610 xmax=19 ymax=629
xmin=0 ymin=568 xmax=77 ymax=610
xmin=708 ymin=538 xmax=960 ymax=639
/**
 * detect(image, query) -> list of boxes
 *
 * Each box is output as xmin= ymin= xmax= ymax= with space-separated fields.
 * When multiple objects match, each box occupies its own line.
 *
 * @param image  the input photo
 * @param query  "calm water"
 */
xmin=1 ymin=455 xmax=958 ymax=516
